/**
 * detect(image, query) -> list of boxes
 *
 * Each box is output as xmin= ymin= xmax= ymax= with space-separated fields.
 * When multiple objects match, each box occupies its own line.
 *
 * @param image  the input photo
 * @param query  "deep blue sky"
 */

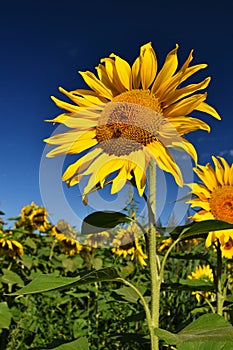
xmin=1 ymin=0 xmax=233 ymax=230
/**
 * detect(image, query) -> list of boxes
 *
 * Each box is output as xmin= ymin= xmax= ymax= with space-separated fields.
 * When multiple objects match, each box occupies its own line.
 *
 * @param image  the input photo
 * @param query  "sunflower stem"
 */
xmin=216 ymin=239 xmax=224 ymax=316
xmin=147 ymin=160 xmax=161 ymax=350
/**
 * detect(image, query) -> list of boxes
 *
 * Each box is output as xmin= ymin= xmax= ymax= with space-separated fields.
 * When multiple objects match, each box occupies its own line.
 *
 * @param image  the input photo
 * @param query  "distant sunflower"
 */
xmin=111 ymin=226 xmax=147 ymax=268
xmin=84 ymin=231 xmax=110 ymax=248
xmin=0 ymin=230 xmax=24 ymax=257
xmin=188 ymin=264 xmax=214 ymax=302
xmin=51 ymin=220 xmax=84 ymax=256
xmin=15 ymin=202 xmax=50 ymax=232
xmin=188 ymin=156 xmax=233 ymax=258
xmin=45 ymin=42 xmax=220 ymax=198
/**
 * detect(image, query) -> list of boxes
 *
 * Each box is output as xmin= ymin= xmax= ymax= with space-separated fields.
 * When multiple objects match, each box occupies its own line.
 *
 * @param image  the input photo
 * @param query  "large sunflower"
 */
xmin=44 ymin=42 xmax=220 ymax=198
xmin=187 ymin=156 xmax=233 ymax=258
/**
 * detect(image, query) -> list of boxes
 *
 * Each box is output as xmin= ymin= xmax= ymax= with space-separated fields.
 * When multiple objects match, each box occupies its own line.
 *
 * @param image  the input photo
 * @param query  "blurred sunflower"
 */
xmin=0 ymin=230 xmax=24 ymax=257
xmin=188 ymin=264 xmax=214 ymax=302
xmin=111 ymin=226 xmax=147 ymax=268
xmin=15 ymin=202 xmax=51 ymax=232
xmin=187 ymin=156 xmax=233 ymax=258
xmin=44 ymin=42 xmax=220 ymax=199
xmin=84 ymin=231 xmax=110 ymax=248
xmin=51 ymin=220 xmax=84 ymax=256
xmin=157 ymin=237 xmax=173 ymax=253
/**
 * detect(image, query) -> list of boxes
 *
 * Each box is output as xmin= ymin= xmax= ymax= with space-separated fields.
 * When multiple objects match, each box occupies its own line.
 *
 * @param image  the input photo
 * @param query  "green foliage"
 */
xmin=1 ymin=208 xmax=233 ymax=349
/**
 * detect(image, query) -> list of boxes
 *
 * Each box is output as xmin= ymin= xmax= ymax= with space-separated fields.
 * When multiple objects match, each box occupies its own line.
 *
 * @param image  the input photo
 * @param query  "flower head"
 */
xmin=44 ymin=42 xmax=220 ymax=199
xmin=188 ymin=264 xmax=214 ymax=302
xmin=188 ymin=156 xmax=233 ymax=258
xmin=51 ymin=220 xmax=84 ymax=256
xmin=111 ymin=225 xmax=147 ymax=268
xmin=84 ymin=231 xmax=110 ymax=248
xmin=15 ymin=202 xmax=51 ymax=232
xmin=0 ymin=230 xmax=24 ymax=257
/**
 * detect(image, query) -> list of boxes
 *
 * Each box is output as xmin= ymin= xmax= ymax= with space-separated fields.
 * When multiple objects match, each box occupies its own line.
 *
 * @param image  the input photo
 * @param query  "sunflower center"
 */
xmin=96 ymin=90 xmax=166 ymax=156
xmin=210 ymin=186 xmax=233 ymax=224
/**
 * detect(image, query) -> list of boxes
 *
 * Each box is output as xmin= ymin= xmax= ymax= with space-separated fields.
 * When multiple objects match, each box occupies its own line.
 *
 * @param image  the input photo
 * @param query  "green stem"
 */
xmin=147 ymin=160 xmax=160 ymax=350
xmin=216 ymin=239 xmax=224 ymax=315
xmin=116 ymin=277 xmax=152 ymax=336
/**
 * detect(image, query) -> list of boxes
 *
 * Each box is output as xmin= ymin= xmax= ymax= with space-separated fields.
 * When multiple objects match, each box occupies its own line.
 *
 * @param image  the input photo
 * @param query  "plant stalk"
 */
xmin=216 ymin=239 xmax=224 ymax=315
xmin=147 ymin=160 xmax=160 ymax=350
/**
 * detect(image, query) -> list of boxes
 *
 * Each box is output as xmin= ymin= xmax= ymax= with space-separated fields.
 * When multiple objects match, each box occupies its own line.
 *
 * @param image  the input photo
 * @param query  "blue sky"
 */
xmin=1 ymin=0 xmax=233 ymax=231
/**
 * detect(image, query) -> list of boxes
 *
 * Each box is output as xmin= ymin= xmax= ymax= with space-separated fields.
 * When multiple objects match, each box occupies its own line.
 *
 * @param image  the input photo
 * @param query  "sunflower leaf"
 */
xmin=81 ymin=211 xmax=132 ymax=235
xmin=167 ymin=220 xmax=233 ymax=240
xmin=8 ymin=267 xmax=120 ymax=296
xmin=47 ymin=337 xmax=89 ymax=350
xmin=0 ymin=302 xmax=12 ymax=329
xmin=154 ymin=314 xmax=233 ymax=348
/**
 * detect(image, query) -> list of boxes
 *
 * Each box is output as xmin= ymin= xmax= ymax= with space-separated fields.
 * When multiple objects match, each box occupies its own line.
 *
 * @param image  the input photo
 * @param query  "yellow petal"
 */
xmin=51 ymin=96 xmax=80 ymax=113
xmin=159 ymin=63 xmax=208 ymax=103
xmin=196 ymin=101 xmax=221 ymax=120
xmin=146 ymin=141 xmax=183 ymax=186
xmin=152 ymin=44 xmax=179 ymax=94
xmin=164 ymin=93 xmax=207 ymax=118
xmin=140 ymin=42 xmax=157 ymax=89
xmin=162 ymin=77 xmax=211 ymax=106
xmin=187 ymin=198 xmax=211 ymax=211
xmin=194 ymin=165 xmax=218 ymax=191
xmin=170 ymin=138 xmax=198 ymax=164
xmin=62 ymin=148 xmax=103 ymax=181
xmin=62 ymin=117 xmax=97 ymax=129
xmin=79 ymin=70 xmax=114 ymax=99
xmin=46 ymin=130 xmax=97 ymax=157
xmin=110 ymin=54 xmax=132 ymax=90
xmin=192 ymin=210 xmax=214 ymax=221
xmin=132 ymin=56 xmax=141 ymax=89
xmin=212 ymin=156 xmax=224 ymax=185
xmin=169 ymin=116 xmax=210 ymax=136
xmin=218 ymin=157 xmax=231 ymax=185
xmin=187 ymin=183 xmax=211 ymax=198
xmin=100 ymin=57 xmax=124 ymax=93
xmin=44 ymin=130 xmax=86 ymax=145
xmin=111 ymin=167 xmax=127 ymax=194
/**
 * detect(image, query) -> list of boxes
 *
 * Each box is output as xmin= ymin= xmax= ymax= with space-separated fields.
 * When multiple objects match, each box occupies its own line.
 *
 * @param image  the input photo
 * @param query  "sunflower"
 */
xmin=83 ymin=231 xmax=110 ymax=248
xmin=0 ymin=230 xmax=24 ymax=257
xmin=111 ymin=226 xmax=147 ymax=268
xmin=188 ymin=264 xmax=214 ymax=302
xmin=187 ymin=156 xmax=233 ymax=258
xmin=51 ymin=220 xmax=84 ymax=255
xmin=15 ymin=202 xmax=51 ymax=232
xmin=157 ymin=237 xmax=173 ymax=253
xmin=44 ymin=42 xmax=220 ymax=199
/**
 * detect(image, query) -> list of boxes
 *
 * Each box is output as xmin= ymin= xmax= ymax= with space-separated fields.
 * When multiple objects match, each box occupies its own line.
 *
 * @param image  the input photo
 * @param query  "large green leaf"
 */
xmin=81 ymin=211 xmax=131 ymax=234
xmin=154 ymin=314 xmax=233 ymax=349
xmin=9 ymin=267 xmax=119 ymax=296
xmin=49 ymin=337 xmax=89 ymax=350
xmin=169 ymin=220 xmax=233 ymax=240
xmin=0 ymin=302 xmax=12 ymax=329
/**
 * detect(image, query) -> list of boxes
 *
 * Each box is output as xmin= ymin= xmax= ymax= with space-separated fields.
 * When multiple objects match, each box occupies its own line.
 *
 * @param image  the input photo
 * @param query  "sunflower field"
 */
xmin=2 ymin=42 xmax=233 ymax=350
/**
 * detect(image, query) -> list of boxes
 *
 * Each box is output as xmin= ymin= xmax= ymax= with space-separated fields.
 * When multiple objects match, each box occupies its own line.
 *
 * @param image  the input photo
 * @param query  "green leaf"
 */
xmin=1 ymin=269 xmax=24 ymax=287
xmin=9 ymin=267 xmax=120 ymax=296
xmin=49 ymin=337 xmax=89 ymax=350
xmin=81 ymin=211 xmax=131 ymax=234
xmin=166 ymin=220 xmax=233 ymax=240
xmin=155 ymin=314 xmax=233 ymax=348
xmin=113 ymin=286 xmax=140 ymax=304
xmin=179 ymin=278 xmax=214 ymax=291
xmin=0 ymin=302 xmax=12 ymax=329
xmin=154 ymin=328 xmax=179 ymax=344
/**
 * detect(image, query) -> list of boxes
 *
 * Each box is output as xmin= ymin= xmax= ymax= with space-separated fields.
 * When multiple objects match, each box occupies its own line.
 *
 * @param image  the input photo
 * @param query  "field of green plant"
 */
xmin=1 ymin=200 xmax=233 ymax=350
